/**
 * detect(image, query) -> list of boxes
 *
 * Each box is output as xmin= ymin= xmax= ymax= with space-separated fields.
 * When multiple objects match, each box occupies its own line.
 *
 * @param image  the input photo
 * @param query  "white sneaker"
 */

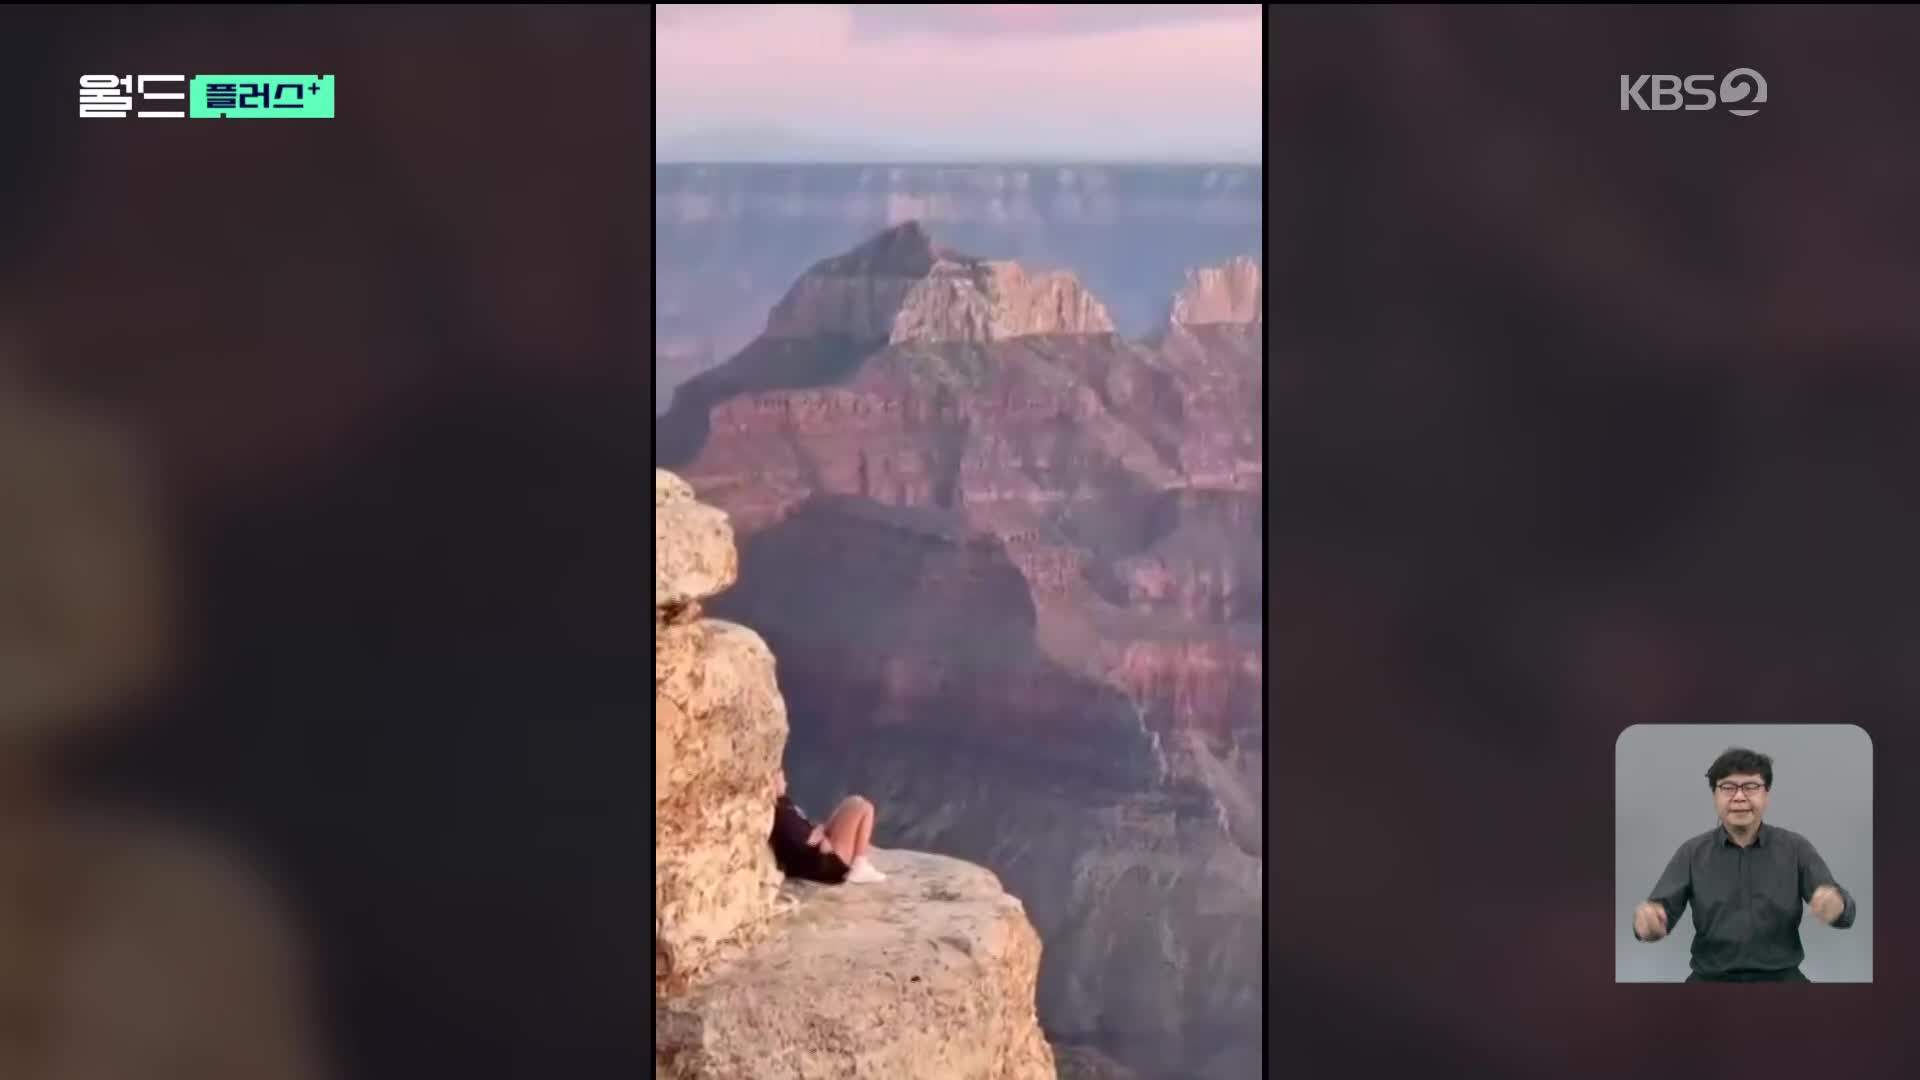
xmin=844 ymin=856 xmax=887 ymax=884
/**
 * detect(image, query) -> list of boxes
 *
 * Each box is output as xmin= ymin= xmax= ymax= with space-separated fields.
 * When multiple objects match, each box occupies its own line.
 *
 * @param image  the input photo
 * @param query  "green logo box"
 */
xmin=189 ymin=75 xmax=334 ymax=118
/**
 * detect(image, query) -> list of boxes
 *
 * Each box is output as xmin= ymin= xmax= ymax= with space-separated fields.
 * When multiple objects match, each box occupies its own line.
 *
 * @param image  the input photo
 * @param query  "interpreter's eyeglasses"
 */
xmin=1716 ymin=782 xmax=1766 ymax=796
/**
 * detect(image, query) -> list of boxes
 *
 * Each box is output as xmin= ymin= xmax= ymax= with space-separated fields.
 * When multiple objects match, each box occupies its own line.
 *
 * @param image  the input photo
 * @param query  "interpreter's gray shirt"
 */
xmin=1637 ymin=821 xmax=1858 ymax=978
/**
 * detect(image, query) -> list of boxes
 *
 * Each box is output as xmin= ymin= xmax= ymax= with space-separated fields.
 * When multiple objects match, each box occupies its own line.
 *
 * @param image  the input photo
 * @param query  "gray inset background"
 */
xmin=1615 ymin=724 xmax=1873 ymax=983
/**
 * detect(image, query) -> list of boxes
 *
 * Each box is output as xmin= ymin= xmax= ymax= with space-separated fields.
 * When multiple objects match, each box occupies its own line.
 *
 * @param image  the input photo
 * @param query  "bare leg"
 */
xmin=824 ymin=795 xmax=875 ymax=862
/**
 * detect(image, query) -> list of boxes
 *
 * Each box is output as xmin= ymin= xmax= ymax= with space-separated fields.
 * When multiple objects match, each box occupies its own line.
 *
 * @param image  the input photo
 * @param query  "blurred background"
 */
xmin=1274 ymin=6 xmax=1919 ymax=1076
xmin=1 ymin=7 xmax=645 ymax=1079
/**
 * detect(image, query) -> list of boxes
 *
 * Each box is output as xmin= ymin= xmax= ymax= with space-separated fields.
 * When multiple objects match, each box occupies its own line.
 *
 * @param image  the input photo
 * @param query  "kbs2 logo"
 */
xmin=1619 ymin=68 xmax=1767 ymax=116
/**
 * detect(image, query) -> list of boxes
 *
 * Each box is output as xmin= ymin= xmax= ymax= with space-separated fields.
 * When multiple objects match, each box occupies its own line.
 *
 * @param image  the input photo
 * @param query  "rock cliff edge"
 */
xmin=655 ymin=469 xmax=1057 ymax=1080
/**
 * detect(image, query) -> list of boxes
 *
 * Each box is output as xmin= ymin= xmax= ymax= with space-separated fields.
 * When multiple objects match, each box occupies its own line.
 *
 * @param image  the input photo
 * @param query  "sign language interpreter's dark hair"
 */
xmin=1705 ymin=747 xmax=1773 ymax=790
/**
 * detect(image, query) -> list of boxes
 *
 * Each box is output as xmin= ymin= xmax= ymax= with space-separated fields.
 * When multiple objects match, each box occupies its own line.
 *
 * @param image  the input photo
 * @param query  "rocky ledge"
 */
xmin=657 ymin=850 xmax=1054 ymax=1080
xmin=654 ymin=468 xmax=1056 ymax=1079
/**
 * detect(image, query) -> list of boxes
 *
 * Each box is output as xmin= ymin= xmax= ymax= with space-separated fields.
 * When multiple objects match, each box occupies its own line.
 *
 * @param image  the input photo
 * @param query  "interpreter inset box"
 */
xmin=1615 ymin=724 xmax=1872 ymax=983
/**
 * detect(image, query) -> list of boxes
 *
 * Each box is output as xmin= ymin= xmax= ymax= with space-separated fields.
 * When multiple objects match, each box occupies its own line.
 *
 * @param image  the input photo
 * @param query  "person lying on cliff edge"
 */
xmin=769 ymin=771 xmax=887 ymax=884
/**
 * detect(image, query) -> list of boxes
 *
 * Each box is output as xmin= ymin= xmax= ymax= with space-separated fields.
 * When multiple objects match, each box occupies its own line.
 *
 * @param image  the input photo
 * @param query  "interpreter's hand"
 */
xmin=1809 ymin=885 xmax=1846 ymax=924
xmin=1634 ymin=901 xmax=1670 ymax=942
xmin=806 ymin=826 xmax=826 ymax=849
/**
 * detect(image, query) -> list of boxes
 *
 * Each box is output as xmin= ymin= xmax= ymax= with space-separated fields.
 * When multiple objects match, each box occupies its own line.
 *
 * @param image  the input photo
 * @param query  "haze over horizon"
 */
xmin=656 ymin=126 xmax=1260 ymax=165
xmin=657 ymin=4 xmax=1261 ymax=164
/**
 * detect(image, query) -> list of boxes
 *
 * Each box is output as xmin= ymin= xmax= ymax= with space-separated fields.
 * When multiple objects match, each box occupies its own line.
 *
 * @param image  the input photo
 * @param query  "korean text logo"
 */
xmin=79 ymin=75 xmax=335 ymax=119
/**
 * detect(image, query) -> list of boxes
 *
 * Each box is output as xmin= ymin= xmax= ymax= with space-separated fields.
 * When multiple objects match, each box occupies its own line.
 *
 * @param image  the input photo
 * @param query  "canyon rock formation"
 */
xmin=655 ymin=469 xmax=1055 ymax=1080
xmin=1167 ymin=256 xmax=1263 ymax=330
xmin=655 ymin=164 xmax=1263 ymax=409
xmin=763 ymin=221 xmax=1116 ymax=345
xmin=657 ymin=223 xmax=1262 ymax=1080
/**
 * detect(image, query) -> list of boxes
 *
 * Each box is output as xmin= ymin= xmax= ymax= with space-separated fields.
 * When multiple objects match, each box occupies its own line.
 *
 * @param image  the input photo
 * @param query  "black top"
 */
xmin=1639 ymin=821 xmax=1858 ymax=978
xmin=769 ymin=795 xmax=849 ymax=884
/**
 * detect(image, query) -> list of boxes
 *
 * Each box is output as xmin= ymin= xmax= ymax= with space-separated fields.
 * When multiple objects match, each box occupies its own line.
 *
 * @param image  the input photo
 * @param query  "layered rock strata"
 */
xmin=655 ymin=225 xmax=1263 ymax=1079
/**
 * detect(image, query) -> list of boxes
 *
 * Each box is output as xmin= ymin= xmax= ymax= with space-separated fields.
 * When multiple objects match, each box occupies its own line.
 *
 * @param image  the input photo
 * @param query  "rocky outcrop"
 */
xmin=764 ymin=222 xmax=1116 ymax=345
xmin=658 ymin=224 xmax=1262 ymax=1078
xmin=658 ymin=852 xmax=1054 ymax=1080
xmin=655 ymin=471 xmax=786 ymax=991
xmin=656 ymin=469 xmax=739 ymax=614
xmin=654 ymin=628 xmax=787 ymax=988
xmin=1167 ymin=256 xmax=1262 ymax=328
xmin=654 ymin=469 xmax=1056 ymax=1080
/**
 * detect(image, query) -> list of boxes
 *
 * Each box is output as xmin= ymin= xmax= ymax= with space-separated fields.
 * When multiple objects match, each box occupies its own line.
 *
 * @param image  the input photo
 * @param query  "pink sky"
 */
xmin=656 ymin=4 xmax=1261 ymax=161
